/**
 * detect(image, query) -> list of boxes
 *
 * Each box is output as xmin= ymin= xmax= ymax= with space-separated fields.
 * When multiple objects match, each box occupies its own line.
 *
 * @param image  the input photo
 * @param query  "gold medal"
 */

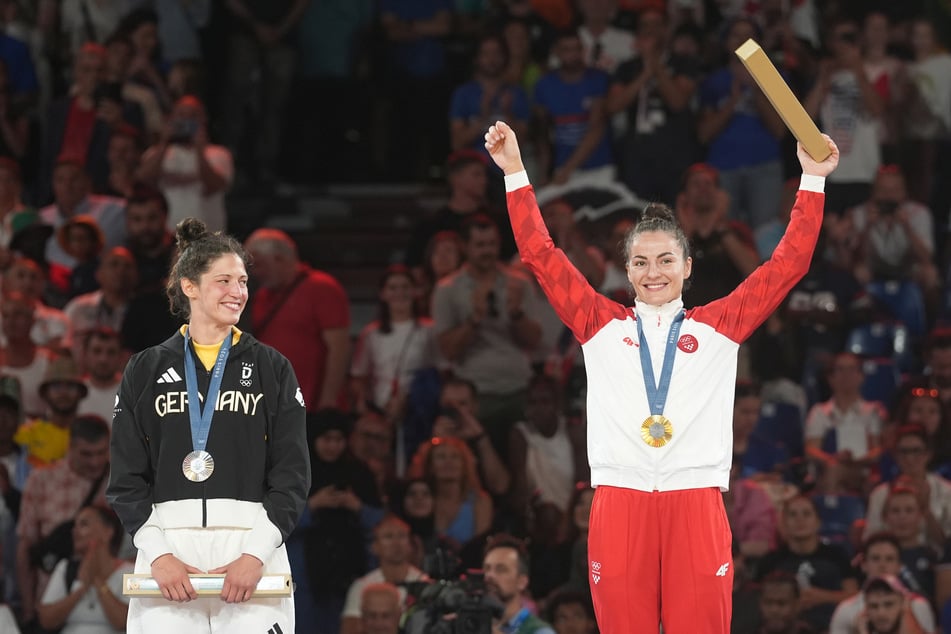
xmin=182 ymin=450 xmax=215 ymax=482
xmin=641 ymin=415 xmax=673 ymax=448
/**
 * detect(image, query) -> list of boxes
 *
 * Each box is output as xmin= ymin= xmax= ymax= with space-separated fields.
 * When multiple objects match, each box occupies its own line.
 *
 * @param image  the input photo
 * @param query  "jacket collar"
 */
xmin=634 ymin=297 xmax=684 ymax=323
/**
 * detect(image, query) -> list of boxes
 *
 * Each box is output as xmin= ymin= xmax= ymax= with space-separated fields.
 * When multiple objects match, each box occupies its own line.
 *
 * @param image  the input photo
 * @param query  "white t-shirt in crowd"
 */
xmin=79 ymin=379 xmax=121 ymax=427
xmin=829 ymin=591 xmax=934 ymax=634
xmin=351 ymin=319 xmax=436 ymax=409
xmin=149 ymin=144 xmax=234 ymax=234
xmin=822 ymin=70 xmax=881 ymax=184
xmin=805 ymin=398 xmax=884 ymax=459
xmin=40 ymin=558 xmax=134 ymax=634
xmin=2 ymin=352 xmax=51 ymax=418
xmin=341 ymin=566 xmax=426 ymax=618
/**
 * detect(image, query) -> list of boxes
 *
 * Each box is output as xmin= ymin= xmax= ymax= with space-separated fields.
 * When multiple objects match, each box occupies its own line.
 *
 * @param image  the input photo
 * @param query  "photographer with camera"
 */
xmin=828 ymin=165 xmax=938 ymax=291
xmin=483 ymin=534 xmax=555 ymax=634
xmin=137 ymin=95 xmax=233 ymax=234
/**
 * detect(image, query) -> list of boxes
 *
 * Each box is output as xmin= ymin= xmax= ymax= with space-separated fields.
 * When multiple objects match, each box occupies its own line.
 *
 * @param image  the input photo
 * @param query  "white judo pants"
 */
xmin=127 ymin=527 xmax=294 ymax=634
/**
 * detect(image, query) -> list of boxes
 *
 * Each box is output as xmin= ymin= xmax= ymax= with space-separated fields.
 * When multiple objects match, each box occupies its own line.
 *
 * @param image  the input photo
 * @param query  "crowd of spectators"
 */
xmin=0 ymin=1 xmax=949 ymax=634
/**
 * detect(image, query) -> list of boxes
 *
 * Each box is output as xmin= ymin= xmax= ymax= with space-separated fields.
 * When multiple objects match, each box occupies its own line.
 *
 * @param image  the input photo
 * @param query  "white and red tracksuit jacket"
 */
xmin=505 ymin=171 xmax=825 ymax=493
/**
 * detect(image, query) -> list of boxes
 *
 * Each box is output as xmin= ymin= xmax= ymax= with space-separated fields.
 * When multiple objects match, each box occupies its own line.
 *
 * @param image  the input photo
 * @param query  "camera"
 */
xmin=403 ymin=570 xmax=504 ymax=634
xmin=94 ymin=82 xmax=123 ymax=106
xmin=439 ymin=405 xmax=461 ymax=422
xmin=838 ymin=30 xmax=858 ymax=45
xmin=169 ymin=118 xmax=199 ymax=144
xmin=877 ymin=200 xmax=899 ymax=216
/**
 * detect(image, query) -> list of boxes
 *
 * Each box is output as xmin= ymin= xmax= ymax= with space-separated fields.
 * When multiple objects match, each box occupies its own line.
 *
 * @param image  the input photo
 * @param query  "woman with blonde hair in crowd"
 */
xmin=407 ymin=436 xmax=492 ymax=550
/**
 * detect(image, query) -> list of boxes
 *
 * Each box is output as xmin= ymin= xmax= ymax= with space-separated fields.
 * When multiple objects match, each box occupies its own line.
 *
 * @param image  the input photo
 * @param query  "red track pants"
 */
xmin=587 ymin=486 xmax=734 ymax=634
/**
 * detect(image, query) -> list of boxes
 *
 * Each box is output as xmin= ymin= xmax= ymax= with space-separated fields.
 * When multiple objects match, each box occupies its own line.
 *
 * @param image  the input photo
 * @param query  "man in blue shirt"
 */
xmin=450 ymin=33 xmax=530 ymax=156
xmin=534 ymin=30 xmax=613 ymax=186
xmin=0 ymin=33 xmax=38 ymax=99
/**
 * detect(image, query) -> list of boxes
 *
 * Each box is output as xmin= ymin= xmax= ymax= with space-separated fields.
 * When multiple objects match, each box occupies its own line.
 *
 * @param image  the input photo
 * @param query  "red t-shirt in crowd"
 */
xmin=251 ymin=264 xmax=350 ymax=411
xmin=59 ymin=98 xmax=97 ymax=163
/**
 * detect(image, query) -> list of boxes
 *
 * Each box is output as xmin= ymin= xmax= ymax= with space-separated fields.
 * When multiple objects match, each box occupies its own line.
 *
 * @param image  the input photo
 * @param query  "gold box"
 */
xmin=734 ymin=38 xmax=831 ymax=162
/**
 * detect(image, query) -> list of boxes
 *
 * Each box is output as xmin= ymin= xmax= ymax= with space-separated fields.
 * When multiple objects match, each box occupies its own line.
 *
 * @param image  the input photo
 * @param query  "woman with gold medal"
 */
xmin=107 ymin=218 xmax=310 ymax=633
xmin=484 ymin=120 xmax=839 ymax=633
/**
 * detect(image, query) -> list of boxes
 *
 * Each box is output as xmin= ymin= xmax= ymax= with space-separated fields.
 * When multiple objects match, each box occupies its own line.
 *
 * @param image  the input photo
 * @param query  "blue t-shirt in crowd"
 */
xmin=534 ymin=68 xmax=613 ymax=171
xmin=812 ymin=493 xmax=866 ymax=557
xmin=699 ymin=67 xmax=782 ymax=170
xmin=0 ymin=34 xmax=38 ymax=96
xmin=379 ymin=0 xmax=452 ymax=78
xmin=449 ymin=81 xmax=531 ymax=154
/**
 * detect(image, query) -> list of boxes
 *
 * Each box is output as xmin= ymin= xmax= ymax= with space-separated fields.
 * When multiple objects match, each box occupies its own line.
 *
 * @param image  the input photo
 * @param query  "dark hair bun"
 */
xmin=175 ymin=217 xmax=208 ymax=250
xmin=640 ymin=203 xmax=676 ymax=223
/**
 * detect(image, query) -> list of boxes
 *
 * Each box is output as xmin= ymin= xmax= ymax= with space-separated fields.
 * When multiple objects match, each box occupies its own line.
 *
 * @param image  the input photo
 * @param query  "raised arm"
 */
xmin=485 ymin=122 xmax=627 ymax=343
xmin=692 ymin=136 xmax=840 ymax=343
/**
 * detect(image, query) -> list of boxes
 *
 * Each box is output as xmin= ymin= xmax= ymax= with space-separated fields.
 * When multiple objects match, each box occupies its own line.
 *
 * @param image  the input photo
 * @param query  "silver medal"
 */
xmin=182 ymin=450 xmax=215 ymax=482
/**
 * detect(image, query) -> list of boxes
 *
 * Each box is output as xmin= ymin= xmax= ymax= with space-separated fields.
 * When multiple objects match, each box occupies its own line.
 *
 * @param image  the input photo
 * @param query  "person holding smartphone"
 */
xmin=136 ymin=96 xmax=233 ymax=234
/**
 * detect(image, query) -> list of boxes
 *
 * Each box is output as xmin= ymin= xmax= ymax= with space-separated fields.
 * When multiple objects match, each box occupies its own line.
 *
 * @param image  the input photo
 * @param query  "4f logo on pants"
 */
xmin=715 ymin=562 xmax=730 ymax=577
xmin=591 ymin=561 xmax=602 ymax=584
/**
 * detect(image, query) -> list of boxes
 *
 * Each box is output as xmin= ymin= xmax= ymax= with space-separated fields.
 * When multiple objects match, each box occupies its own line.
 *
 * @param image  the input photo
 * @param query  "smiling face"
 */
xmin=181 ymin=253 xmax=248 ymax=331
xmin=626 ymin=230 xmax=692 ymax=306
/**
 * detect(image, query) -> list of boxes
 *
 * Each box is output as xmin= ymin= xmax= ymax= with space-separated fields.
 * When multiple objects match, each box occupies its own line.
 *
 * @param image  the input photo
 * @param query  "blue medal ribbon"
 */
xmin=636 ymin=310 xmax=685 ymax=416
xmin=183 ymin=328 xmax=233 ymax=454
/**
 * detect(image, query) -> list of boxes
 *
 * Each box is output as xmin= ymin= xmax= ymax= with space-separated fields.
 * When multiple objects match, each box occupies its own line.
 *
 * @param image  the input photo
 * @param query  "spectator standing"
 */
xmin=577 ymin=0 xmax=636 ymax=74
xmin=223 ymin=0 xmax=308 ymax=188
xmin=449 ymin=33 xmax=531 ymax=156
xmin=902 ymin=18 xmax=951 ymax=209
xmin=245 ymin=228 xmax=351 ymax=411
xmin=137 ymin=96 xmax=233 ymax=233
xmin=431 ymin=214 xmax=541 ymax=454
xmin=534 ymin=30 xmax=613 ymax=186
xmin=697 ymin=17 xmax=786 ymax=231
xmin=607 ymin=9 xmax=700 ymax=205
xmin=805 ymin=19 xmax=884 ymax=216
xmin=378 ymin=0 xmax=453 ymax=181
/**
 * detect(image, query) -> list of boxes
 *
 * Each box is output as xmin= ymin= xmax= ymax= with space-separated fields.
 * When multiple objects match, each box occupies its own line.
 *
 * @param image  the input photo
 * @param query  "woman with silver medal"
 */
xmin=484 ymin=120 xmax=840 ymax=633
xmin=107 ymin=218 xmax=310 ymax=633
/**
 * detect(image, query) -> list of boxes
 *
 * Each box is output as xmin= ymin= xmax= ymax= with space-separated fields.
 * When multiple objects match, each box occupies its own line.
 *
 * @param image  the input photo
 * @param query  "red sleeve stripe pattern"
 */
xmin=506 ymin=184 xmax=629 ymax=344
xmin=689 ymin=187 xmax=825 ymax=344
